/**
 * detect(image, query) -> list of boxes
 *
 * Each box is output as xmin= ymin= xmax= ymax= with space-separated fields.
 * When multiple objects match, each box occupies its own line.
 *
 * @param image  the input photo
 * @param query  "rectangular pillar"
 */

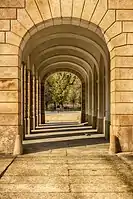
xmin=110 ymin=55 xmax=133 ymax=153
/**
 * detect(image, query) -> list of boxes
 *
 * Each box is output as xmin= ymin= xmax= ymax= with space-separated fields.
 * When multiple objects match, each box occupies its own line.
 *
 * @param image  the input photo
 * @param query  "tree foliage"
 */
xmin=44 ymin=72 xmax=81 ymax=109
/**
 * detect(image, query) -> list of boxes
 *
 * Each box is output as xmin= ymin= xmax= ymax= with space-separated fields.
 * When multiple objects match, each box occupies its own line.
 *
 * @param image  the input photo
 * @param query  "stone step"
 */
xmin=31 ymin=126 xmax=94 ymax=133
xmin=36 ymin=122 xmax=88 ymax=129
xmin=25 ymin=131 xmax=101 ymax=141
xmin=24 ymin=134 xmax=105 ymax=147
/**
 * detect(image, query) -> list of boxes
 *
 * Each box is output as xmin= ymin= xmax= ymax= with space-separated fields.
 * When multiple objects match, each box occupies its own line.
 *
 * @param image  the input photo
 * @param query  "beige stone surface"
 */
xmin=0 ymin=79 xmax=19 ymax=90
xmin=6 ymin=32 xmax=21 ymax=46
xmin=0 ymin=158 xmax=14 ymax=173
xmin=110 ymin=33 xmax=127 ymax=50
xmin=111 ymin=103 xmax=133 ymax=114
xmin=0 ymin=0 xmax=133 ymax=159
xmin=17 ymin=9 xmax=34 ymax=30
xmin=100 ymin=10 xmax=115 ymax=32
xmin=0 ymin=126 xmax=18 ymax=153
xmin=49 ymin=0 xmax=60 ymax=18
xmin=61 ymin=0 xmax=72 ymax=17
xmin=0 ymin=44 xmax=18 ymax=54
xmin=111 ymin=57 xmax=133 ymax=69
xmin=91 ymin=0 xmax=107 ymax=25
xmin=0 ymin=136 xmax=133 ymax=198
xmin=0 ymin=114 xmax=19 ymax=125
xmin=0 ymin=55 xmax=18 ymax=66
xmin=26 ymin=0 xmax=42 ymax=24
xmin=111 ymin=80 xmax=133 ymax=91
xmin=111 ymin=92 xmax=133 ymax=103
xmin=0 ymin=67 xmax=19 ymax=79
xmin=127 ymin=33 xmax=133 ymax=44
xmin=0 ymin=32 xmax=5 ymax=43
xmin=35 ymin=0 xmax=51 ymax=21
xmin=0 ymin=193 xmax=133 ymax=199
xmin=111 ymin=68 xmax=133 ymax=81
xmin=115 ymin=45 xmax=133 ymax=56
xmin=108 ymin=0 xmax=133 ymax=9
xmin=111 ymin=115 xmax=133 ymax=126
xmin=11 ymin=20 xmax=27 ymax=37
xmin=117 ymin=10 xmax=133 ymax=21
xmin=0 ymin=103 xmax=18 ymax=113
xmin=0 ymin=20 xmax=10 ymax=31
xmin=0 ymin=9 xmax=16 ymax=19
xmin=81 ymin=0 xmax=98 ymax=21
xmin=0 ymin=0 xmax=24 ymax=8
xmin=106 ymin=22 xmax=122 ymax=40
xmin=72 ymin=0 xmax=84 ymax=18
xmin=0 ymin=91 xmax=18 ymax=102
xmin=123 ymin=21 xmax=133 ymax=32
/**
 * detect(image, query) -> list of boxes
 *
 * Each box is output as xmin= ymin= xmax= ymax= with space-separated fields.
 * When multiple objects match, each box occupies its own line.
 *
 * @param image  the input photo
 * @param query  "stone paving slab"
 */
xmin=69 ymin=169 xmax=127 ymax=176
xmin=0 ymin=183 xmax=69 ymax=193
xmin=1 ymin=138 xmax=133 ymax=199
xmin=1 ymin=193 xmax=133 ymax=199
xmin=0 ymin=176 xmax=69 ymax=184
xmin=4 ymin=166 xmax=68 ymax=176
xmin=0 ymin=156 xmax=14 ymax=175
xmin=70 ymin=183 xmax=132 ymax=193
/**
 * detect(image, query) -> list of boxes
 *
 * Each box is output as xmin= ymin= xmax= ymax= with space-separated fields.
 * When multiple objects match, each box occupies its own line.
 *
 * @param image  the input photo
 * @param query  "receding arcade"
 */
xmin=14 ymin=18 xmax=110 ymax=155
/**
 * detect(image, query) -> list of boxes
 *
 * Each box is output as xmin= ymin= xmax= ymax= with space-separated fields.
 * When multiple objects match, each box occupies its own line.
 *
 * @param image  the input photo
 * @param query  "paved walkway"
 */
xmin=0 ymin=124 xmax=133 ymax=199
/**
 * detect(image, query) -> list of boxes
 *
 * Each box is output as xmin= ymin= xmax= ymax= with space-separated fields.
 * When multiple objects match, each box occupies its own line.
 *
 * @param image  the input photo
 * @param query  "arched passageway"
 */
xmin=16 ymin=18 xmax=110 ymax=154
xmin=1 ymin=0 xmax=133 ymax=155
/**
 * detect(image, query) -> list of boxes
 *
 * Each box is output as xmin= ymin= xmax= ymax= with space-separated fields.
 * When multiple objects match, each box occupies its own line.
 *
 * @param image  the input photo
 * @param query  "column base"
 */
xmin=24 ymin=118 xmax=27 ymax=135
xmin=104 ymin=119 xmax=110 ymax=140
xmin=36 ymin=115 xmax=39 ymax=126
xmin=27 ymin=118 xmax=31 ymax=135
xmin=32 ymin=116 xmax=36 ymax=130
xmin=88 ymin=114 xmax=92 ymax=126
xmin=41 ymin=114 xmax=45 ymax=124
xmin=97 ymin=118 xmax=103 ymax=133
xmin=39 ymin=113 xmax=41 ymax=125
xmin=85 ymin=114 xmax=88 ymax=122
xmin=13 ymin=135 xmax=23 ymax=155
xmin=92 ymin=116 xmax=97 ymax=129
xmin=81 ymin=113 xmax=86 ymax=123
xmin=109 ymin=134 xmax=121 ymax=154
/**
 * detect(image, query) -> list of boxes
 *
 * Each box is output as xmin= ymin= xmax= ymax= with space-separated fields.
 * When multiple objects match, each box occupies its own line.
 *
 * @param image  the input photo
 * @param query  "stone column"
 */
xmin=104 ymin=73 xmax=110 ymax=140
xmin=27 ymin=69 xmax=31 ymax=135
xmin=36 ymin=75 xmax=39 ymax=127
xmin=109 ymin=54 xmax=133 ymax=153
xmin=21 ymin=62 xmax=25 ymax=140
xmin=97 ymin=57 xmax=104 ymax=134
xmin=24 ymin=64 xmax=27 ymax=135
xmin=41 ymin=82 xmax=45 ymax=124
xmin=81 ymin=82 xmax=86 ymax=123
xmin=85 ymin=79 xmax=89 ymax=122
xmin=32 ymin=65 xmax=36 ymax=130
xmin=92 ymin=68 xmax=97 ymax=129
xmin=38 ymin=77 xmax=42 ymax=125
xmin=88 ymin=73 xmax=92 ymax=125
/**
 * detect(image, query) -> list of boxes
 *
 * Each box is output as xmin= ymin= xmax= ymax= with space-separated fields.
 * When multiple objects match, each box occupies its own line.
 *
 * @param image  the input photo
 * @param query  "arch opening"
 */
xmin=18 ymin=18 xmax=110 ymax=154
xmin=42 ymin=71 xmax=82 ymax=124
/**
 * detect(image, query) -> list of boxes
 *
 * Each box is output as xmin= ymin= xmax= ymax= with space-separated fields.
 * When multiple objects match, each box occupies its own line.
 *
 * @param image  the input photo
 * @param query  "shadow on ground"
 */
xmin=23 ymin=137 xmax=108 ymax=154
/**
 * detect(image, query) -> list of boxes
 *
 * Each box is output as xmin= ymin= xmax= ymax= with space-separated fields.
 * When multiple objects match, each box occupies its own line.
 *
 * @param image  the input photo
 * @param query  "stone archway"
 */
xmin=18 ymin=19 xmax=110 ymax=155
xmin=0 ymin=0 xmax=133 ymax=154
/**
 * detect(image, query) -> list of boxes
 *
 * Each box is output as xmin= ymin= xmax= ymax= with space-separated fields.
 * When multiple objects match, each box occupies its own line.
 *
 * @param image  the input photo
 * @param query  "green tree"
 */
xmin=45 ymin=72 xmax=81 ymax=109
